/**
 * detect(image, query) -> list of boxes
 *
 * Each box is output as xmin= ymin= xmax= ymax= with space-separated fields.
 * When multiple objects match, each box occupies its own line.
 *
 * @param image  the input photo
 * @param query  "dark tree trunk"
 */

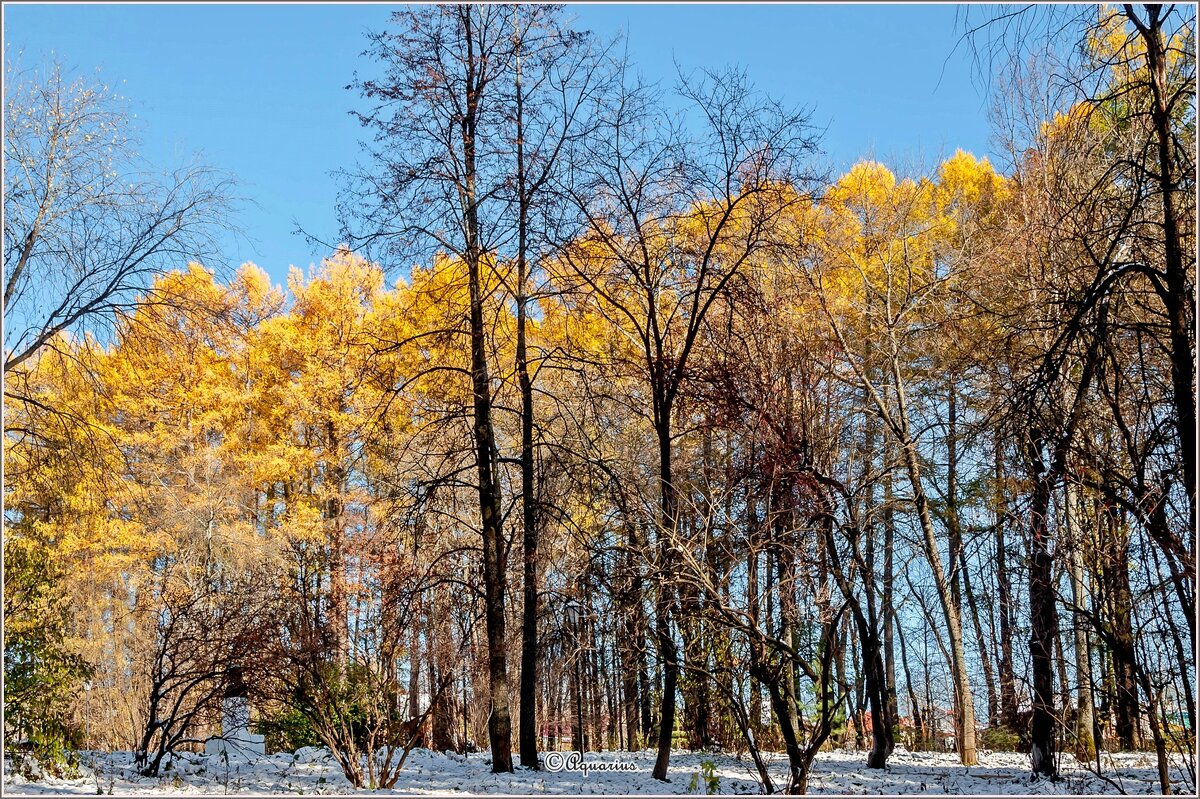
xmin=882 ymin=458 xmax=900 ymax=737
xmin=639 ymin=644 xmax=653 ymax=745
xmin=652 ymin=411 xmax=680 ymax=781
xmin=618 ymin=524 xmax=644 ymax=752
xmin=513 ymin=30 xmax=541 ymax=770
xmin=1026 ymin=435 xmax=1058 ymax=778
xmin=862 ymin=632 xmax=893 ymax=768
xmin=747 ymin=486 xmax=765 ymax=735
xmin=820 ymin=512 xmax=894 ymax=769
xmin=460 ymin=8 xmax=512 ymax=772
xmin=1122 ymin=3 xmax=1196 ymax=535
xmin=680 ymin=576 xmax=711 ymax=750
xmin=1105 ymin=527 xmax=1142 ymax=751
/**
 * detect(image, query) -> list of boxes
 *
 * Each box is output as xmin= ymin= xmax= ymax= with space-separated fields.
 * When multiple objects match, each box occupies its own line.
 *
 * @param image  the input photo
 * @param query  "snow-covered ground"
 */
xmin=3 ymin=746 xmax=1191 ymax=795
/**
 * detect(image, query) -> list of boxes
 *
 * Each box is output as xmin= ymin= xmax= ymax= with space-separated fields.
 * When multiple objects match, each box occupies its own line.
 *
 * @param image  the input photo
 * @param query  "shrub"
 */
xmin=688 ymin=758 xmax=721 ymax=795
xmin=256 ymin=706 xmax=320 ymax=754
xmin=981 ymin=725 xmax=1022 ymax=752
xmin=3 ymin=534 xmax=92 ymax=774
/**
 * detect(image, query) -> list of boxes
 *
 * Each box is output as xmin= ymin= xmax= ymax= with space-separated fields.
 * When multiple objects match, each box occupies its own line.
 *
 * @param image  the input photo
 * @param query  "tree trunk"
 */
xmin=994 ymin=434 xmax=1019 ymax=731
xmin=882 ymin=458 xmax=900 ymax=738
xmin=325 ymin=450 xmax=349 ymax=668
xmin=897 ymin=619 xmax=926 ymax=750
xmin=1109 ymin=561 xmax=1141 ymax=750
xmin=461 ymin=8 xmax=512 ymax=771
xmin=679 ymin=576 xmax=710 ymax=750
xmin=1123 ymin=3 xmax=1196 ymax=535
xmin=619 ymin=524 xmax=643 ymax=752
xmin=1026 ymin=437 xmax=1058 ymax=778
xmin=947 ymin=385 xmax=999 ymax=727
xmin=862 ymin=630 xmax=893 ymax=768
xmin=897 ymin=434 xmax=978 ymax=765
xmin=1140 ymin=677 xmax=1173 ymax=794
xmin=513 ymin=31 xmax=541 ymax=770
xmin=747 ymin=487 xmax=765 ymax=735
xmin=652 ymin=406 xmax=679 ymax=781
xmin=1066 ymin=480 xmax=1097 ymax=761
xmin=820 ymin=510 xmax=894 ymax=769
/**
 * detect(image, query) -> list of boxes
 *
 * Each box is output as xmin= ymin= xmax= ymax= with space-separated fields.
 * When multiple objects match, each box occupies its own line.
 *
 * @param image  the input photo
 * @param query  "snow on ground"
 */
xmin=3 ymin=746 xmax=1191 ymax=795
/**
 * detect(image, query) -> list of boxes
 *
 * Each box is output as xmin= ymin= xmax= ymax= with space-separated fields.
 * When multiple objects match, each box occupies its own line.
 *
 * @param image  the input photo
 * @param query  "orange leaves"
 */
xmin=937 ymin=150 xmax=1006 ymax=214
xmin=815 ymin=161 xmax=937 ymax=324
xmin=229 ymin=263 xmax=286 ymax=331
xmin=825 ymin=160 xmax=900 ymax=212
xmin=818 ymin=153 xmax=1008 ymax=289
xmin=791 ymin=153 xmax=1016 ymax=380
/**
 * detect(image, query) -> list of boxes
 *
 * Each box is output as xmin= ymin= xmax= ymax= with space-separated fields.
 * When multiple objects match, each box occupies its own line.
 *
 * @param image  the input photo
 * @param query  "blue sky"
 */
xmin=4 ymin=3 xmax=994 ymax=287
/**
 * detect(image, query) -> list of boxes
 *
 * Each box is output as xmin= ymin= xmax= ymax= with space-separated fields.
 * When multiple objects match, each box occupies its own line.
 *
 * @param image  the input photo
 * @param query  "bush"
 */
xmin=981 ymin=725 xmax=1022 ymax=752
xmin=3 ymin=534 xmax=92 ymax=773
xmin=688 ymin=758 xmax=721 ymax=795
xmin=255 ymin=706 xmax=320 ymax=754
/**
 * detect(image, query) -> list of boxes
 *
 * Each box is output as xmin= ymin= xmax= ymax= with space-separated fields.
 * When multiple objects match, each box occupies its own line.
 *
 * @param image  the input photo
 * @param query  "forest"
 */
xmin=2 ymin=3 xmax=1195 ymax=796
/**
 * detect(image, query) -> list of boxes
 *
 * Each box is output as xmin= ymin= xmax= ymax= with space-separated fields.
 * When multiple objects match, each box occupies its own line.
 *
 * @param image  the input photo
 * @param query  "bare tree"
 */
xmin=3 ymin=59 xmax=233 ymax=377
xmin=557 ymin=63 xmax=820 ymax=780
xmin=267 ymin=540 xmax=459 ymax=789
xmin=963 ymin=5 xmax=1195 ymax=776
xmin=506 ymin=4 xmax=614 ymax=769
xmin=133 ymin=557 xmax=270 ymax=778
xmin=343 ymin=5 xmax=521 ymax=771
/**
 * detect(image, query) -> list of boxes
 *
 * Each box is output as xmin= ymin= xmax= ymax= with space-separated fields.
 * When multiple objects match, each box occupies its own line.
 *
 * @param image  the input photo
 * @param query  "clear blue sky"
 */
xmin=4 ymin=2 xmax=993 ymax=287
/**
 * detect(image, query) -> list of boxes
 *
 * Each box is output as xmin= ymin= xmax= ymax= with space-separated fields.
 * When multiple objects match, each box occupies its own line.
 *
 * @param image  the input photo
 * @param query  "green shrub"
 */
xmin=3 ymin=534 xmax=92 ymax=774
xmin=981 ymin=726 xmax=1022 ymax=752
xmin=688 ymin=758 xmax=720 ymax=795
xmin=255 ymin=706 xmax=320 ymax=753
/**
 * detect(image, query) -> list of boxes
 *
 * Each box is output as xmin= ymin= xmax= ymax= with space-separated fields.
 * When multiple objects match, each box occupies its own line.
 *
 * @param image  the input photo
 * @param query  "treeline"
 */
xmin=3 ymin=4 xmax=1194 ymax=795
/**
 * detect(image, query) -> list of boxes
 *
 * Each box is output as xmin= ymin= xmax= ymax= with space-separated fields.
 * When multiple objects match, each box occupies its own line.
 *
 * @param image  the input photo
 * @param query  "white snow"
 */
xmin=3 ymin=747 xmax=1191 ymax=795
